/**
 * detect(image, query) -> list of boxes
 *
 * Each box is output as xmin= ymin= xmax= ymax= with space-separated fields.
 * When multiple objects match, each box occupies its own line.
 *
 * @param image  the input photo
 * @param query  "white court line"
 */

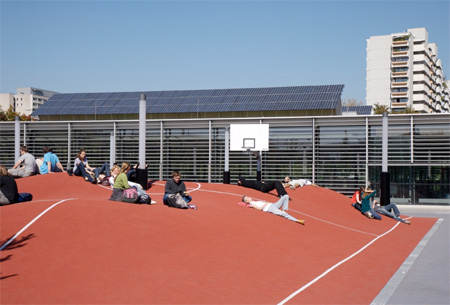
xmin=277 ymin=221 xmax=403 ymax=305
xmin=0 ymin=198 xmax=76 ymax=251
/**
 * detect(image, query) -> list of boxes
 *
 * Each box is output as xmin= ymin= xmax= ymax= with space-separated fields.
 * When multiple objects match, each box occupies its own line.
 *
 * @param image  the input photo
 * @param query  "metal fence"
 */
xmin=1 ymin=114 xmax=449 ymax=205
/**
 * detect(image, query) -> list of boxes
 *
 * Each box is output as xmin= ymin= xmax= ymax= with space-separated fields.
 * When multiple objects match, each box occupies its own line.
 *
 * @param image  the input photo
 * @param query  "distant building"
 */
xmin=0 ymin=87 xmax=59 ymax=116
xmin=366 ymin=27 xmax=450 ymax=113
xmin=32 ymin=85 xmax=344 ymax=121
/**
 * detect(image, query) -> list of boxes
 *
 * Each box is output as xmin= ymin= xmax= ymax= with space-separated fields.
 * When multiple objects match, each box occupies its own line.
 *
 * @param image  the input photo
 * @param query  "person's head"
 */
xmin=111 ymin=165 xmax=120 ymax=176
xmin=20 ymin=146 xmax=28 ymax=154
xmin=43 ymin=146 xmax=52 ymax=154
xmin=362 ymin=188 xmax=374 ymax=198
xmin=284 ymin=176 xmax=291 ymax=183
xmin=172 ymin=171 xmax=181 ymax=182
xmin=76 ymin=149 xmax=86 ymax=161
xmin=359 ymin=186 xmax=365 ymax=192
xmin=120 ymin=162 xmax=131 ymax=173
xmin=0 ymin=165 xmax=8 ymax=176
xmin=242 ymin=195 xmax=252 ymax=203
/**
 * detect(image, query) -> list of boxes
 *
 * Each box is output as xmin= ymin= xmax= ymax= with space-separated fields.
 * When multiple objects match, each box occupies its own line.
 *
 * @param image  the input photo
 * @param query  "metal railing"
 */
xmin=1 ymin=113 xmax=449 ymax=204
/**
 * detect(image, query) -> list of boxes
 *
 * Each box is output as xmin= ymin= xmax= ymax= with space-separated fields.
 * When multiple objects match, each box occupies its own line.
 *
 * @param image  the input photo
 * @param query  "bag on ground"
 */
xmin=164 ymin=193 xmax=188 ymax=209
xmin=139 ymin=194 xmax=151 ymax=204
xmin=122 ymin=187 xmax=140 ymax=203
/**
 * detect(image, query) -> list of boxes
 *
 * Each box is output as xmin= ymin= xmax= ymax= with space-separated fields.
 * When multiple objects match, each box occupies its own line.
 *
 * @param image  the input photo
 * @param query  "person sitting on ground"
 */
xmin=237 ymin=175 xmax=289 ymax=199
xmin=73 ymin=149 xmax=110 ymax=183
xmin=372 ymin=200 xmax=411 ymax=225
xmin=240 ymin=194 xmax=305 ymax=225
xmin=163 ymin=171 xmax=196 ymax=209
xmin=40 ymin=146 xmax=65 ymax=174
xmin=351 ymin=186 xmax=365 ymax=211
xmin=360 ymin=188 xmax=381 ymax=220
xmin=0 ymin=165 xmax=33 ymax=205
xmin=109 ymin=162 xmax=133 ymax=201
xmin=8 ymin=146 xmax=37 ymax=178
xmin=109 ymin=165 xmax=155 ymax=203
xmin=283 ymin=176 xmax=318 ymax=189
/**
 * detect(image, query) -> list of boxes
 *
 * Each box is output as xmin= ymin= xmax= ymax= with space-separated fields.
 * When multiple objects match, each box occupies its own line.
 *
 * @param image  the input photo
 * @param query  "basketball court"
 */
xmin=0 ymin=173 xmax=440 ymax=304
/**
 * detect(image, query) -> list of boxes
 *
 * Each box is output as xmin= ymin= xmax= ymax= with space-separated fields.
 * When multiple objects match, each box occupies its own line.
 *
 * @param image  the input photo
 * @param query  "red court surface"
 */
xmin=1 ymin=174 xmax=438 ymax=304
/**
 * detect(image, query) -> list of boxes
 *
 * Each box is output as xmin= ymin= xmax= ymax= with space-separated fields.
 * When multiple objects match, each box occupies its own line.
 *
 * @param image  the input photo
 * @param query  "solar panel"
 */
xmin=32 ymin=85 xmax=345 ymax=116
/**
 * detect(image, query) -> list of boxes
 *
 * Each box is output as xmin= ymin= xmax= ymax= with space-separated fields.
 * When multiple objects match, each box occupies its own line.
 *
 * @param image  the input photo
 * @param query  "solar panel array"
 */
xmin=342 ymin=106 xmax=372 ymax=115
xmin=32 ymin=85 xmax=344 ymax=116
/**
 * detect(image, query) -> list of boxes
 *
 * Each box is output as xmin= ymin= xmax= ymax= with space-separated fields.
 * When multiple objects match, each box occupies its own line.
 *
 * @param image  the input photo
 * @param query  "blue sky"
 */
xmin=1 ymin=0 xmax=449 ymax=103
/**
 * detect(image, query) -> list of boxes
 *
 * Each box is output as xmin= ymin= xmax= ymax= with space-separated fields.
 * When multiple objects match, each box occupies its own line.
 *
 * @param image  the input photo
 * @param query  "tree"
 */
xmin=342 ymin=98 xmax=364 ymax=106
xmin=0 ymin=105 xmax=33 ymax=121
xmin=372 ymin=103 xmax=390 ymax=114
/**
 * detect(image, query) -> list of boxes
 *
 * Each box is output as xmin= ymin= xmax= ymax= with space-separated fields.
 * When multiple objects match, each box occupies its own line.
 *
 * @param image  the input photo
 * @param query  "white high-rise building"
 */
xmin=366 ymin=28 xmax=449 ymax=113
xmin=0 ymin=87 xmax=58 ymax=116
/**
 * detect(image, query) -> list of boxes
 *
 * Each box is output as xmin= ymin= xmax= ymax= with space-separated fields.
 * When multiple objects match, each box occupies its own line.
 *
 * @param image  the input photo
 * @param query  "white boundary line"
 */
xmin=277 ymin=221 xmax=403 ymax=305
xmin=0 ymin=198 xmax=76 ymax=251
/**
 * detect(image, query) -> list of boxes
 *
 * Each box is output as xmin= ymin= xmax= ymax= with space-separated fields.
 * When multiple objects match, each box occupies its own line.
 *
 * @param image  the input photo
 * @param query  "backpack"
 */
xmin=164 ymin=193 xmax=188 ymax=209
xmin=122 ymin=187 xmax=140 ymax=203
xmin=101 ymin=177 xmax=111 ymax=186
xmin=139 ymin=194 xmax=151 ymax=204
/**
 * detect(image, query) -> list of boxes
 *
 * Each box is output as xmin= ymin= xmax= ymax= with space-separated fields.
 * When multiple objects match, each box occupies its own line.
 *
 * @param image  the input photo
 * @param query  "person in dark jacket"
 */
xmin=0 ymin=165 xmax=32 ymax=205
xmin=163 ymin=171 xmax=196 ymax=209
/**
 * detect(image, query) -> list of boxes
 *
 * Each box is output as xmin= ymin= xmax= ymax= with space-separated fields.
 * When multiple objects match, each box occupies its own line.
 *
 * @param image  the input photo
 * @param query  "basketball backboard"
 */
xmin=230 ymin=124 xmax=269 ymax=151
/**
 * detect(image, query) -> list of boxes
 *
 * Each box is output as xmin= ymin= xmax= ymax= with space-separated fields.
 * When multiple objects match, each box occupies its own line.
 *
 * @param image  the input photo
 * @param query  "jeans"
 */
xmin=376 ymin=203 xmax=407 ymax=223
xmin=94 ymin=163 xmax=110 ymax=179
xmin=74 ymin=162 xmax=94 ymax=182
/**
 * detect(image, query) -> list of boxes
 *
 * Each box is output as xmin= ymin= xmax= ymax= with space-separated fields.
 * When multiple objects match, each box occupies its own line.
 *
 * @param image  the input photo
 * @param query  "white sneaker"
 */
xmin=150 ymin=200 xmax=157 ymax=204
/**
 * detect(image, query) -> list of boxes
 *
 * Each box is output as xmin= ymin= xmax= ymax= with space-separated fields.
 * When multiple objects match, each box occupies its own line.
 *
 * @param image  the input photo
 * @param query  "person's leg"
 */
xmin=370 ymin=209 xmax=382 ymax=220
xmin=267 ymin=205 xmax=299 ymax=222
xmin=75 ymin=162 xmax=94 ymax=182
xmin=379 ymin=207 xmax=408 ymax=223
xmin=127 ymin=169 xmax=136 ymax=181
xmin=272 ymin=194 xmax=290 ymax=211
xmin=385 ymin=203 xmax=401 ymax=216
xmin=183 ymin=195 xmax=192 ymax=203
xmin=274 ymin=181 xmax=288 ymax=196
xmin=260 ymin=181 xmax=276 ymax=193
xmin=162 ymin=193 xmax=170 ymax=205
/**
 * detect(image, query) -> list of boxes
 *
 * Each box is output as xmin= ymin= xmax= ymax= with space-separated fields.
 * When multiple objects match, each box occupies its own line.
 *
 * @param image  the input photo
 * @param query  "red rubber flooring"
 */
xmin=0 ymin=173 xmax=438 ymax=304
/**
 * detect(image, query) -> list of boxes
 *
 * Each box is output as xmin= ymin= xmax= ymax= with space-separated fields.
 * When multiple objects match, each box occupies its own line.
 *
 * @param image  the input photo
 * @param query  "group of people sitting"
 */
xmin=351 ymin=186 xmax=411 ymax=224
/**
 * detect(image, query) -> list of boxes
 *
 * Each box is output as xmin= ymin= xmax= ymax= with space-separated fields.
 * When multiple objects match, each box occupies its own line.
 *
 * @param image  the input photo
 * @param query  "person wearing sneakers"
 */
xmin=241 ymin=194 xmax=305 ymax=225
xmin=372 ymin=200 xmax=411 ymax=224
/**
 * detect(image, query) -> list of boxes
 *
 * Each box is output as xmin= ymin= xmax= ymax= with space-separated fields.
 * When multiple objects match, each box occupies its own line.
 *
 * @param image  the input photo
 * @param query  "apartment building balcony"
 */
xmin=391 ymin=82 xmax=408 ymax=87
xmin=392 ymin=40 xmax=408 ymax=46
xmin=392 ymin=71 xmax=408 ymax=77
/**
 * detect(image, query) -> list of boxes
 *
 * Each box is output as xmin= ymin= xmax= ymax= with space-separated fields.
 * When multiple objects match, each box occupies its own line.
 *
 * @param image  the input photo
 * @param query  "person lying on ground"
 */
xmin=237 ymin=175 xmax=289 ymax=199
xmin=372 ymin=200 xmax=411 ymax=225
xmin=8 ymin=146 xmax=37 ymax=178
xmin=283 ymin=176 xmax=318 ymax=189
xmin=240 ymin=194 xmax=305 ymax=225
